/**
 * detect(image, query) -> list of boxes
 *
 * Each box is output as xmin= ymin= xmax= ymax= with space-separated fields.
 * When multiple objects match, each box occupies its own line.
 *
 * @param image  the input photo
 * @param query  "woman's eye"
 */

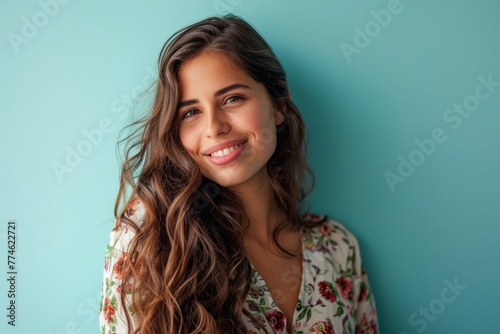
xmin=225 ymin=95 xmax=243 ymax=104
xmin=182 ymin=109 xmax=199 ymax=119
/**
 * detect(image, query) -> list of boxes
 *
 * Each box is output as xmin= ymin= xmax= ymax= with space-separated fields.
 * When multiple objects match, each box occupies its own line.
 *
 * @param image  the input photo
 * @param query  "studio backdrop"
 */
xmin=1 ymin=0 xmax=499 ymax=333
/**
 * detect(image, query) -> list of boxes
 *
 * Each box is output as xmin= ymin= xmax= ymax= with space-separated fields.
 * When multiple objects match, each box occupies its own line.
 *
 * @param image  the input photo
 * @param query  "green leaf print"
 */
xmin=105 ymin=278 xmax=116 ymax=295
xmin=127 ymin=305 xmax=136 ymax=317
xmin=296 ymin=307 xmax=308 ymax=322
xmin=111 ymin=295 xmax=118 ymax=310
xmin=341 ymin=269 xmax=352 ymax=279
xmin=335 ymin=305 xmax=344 ymax=317
xmin=105 ymin=244 xmax=115 ymax=258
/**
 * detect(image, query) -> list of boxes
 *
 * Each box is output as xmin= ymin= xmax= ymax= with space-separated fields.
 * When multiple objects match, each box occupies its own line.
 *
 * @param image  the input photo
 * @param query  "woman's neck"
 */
xmin=228 ymin=169 xmax=284 ymax=244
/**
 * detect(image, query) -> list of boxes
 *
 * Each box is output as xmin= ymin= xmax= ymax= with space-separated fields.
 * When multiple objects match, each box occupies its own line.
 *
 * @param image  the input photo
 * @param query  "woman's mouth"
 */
xmin=209 ymin=141 xmax=246 ymax=157
xmin=207 ymin=140 xmax=247 ymax=165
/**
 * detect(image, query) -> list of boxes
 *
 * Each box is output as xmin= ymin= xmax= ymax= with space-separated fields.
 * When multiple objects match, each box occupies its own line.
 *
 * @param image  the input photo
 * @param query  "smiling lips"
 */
xmin=204 ymin=139 xmax=247 ymax=155
xmin=205 ymin=140 xmax=247 ymax=165
xmin=210 ymin=142 xmax=245 ymax=157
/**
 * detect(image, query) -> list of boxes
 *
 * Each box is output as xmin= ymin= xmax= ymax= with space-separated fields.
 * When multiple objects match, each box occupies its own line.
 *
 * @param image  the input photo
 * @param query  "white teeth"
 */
xmin=210 ymin=143 xmax=243 ymax=157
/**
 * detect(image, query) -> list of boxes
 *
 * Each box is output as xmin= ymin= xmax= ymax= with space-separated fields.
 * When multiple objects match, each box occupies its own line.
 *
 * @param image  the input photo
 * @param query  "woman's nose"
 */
xmin=205 ymin=106 xmax=230 ymax=137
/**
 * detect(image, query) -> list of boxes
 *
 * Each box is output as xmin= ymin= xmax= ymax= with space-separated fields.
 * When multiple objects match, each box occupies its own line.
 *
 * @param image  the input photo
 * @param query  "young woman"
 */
xmin=99 ymin=14 xmax=378 ymax=334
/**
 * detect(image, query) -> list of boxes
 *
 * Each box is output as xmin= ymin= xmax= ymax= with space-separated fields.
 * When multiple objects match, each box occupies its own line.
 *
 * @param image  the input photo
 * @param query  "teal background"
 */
xmin=1 ymin=0 xmax=498 ymax=333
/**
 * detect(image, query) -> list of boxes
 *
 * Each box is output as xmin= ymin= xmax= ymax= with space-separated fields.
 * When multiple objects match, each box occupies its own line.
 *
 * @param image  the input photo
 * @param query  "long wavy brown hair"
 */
xmin=113 ymin=14 xmax=317 ymax=333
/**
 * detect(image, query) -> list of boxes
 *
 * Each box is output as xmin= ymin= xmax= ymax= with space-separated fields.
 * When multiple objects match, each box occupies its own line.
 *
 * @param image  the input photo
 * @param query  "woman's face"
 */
xmin=177 ymin=51 xmax=285 ymax=190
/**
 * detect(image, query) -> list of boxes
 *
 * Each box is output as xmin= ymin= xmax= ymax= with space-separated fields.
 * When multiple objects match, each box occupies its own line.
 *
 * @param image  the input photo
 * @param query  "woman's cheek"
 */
xmin=180 ymin=123 xmax=198 ymax=148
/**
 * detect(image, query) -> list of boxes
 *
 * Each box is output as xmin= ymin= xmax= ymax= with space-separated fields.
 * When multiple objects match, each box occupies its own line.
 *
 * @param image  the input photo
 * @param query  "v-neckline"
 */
xmin=248 ymin=227 xmax=308 ymax=333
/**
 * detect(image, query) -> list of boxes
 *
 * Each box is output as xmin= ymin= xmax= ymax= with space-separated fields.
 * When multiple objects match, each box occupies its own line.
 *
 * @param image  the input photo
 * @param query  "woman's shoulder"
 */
xmin=302 ymin=212 xmax=363 ymax=274
xmin=108 ymin=195 xmax=147 ymax=253
xmin=302 ymin=212 xmax=358 ymax=242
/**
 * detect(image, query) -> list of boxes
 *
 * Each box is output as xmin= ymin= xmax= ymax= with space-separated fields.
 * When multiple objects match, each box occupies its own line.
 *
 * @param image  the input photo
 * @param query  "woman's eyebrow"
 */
xmin=214 ymin=83 xmax=251 ymax=96
xmin=177 ymin=83 xmax=251 ymax=109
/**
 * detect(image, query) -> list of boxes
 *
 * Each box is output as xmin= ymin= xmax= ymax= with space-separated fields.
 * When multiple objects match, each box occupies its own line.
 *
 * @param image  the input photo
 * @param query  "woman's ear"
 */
xmin=274 ymin=101 xmax=287 ymax=126
xmin=275 ymin=108 xmax=285 ymax=126
xmin=275 ymin=89 xmax=290 ymax=126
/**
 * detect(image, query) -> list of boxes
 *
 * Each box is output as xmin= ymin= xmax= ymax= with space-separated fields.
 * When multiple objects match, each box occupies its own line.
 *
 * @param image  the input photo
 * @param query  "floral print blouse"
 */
xmin=99 ymin=197 xmax=379 ymax=334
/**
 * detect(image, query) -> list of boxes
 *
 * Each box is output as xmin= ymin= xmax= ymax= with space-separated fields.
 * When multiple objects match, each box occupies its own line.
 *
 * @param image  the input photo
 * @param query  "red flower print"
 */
xmin=125 ymin=196 xmax=140 ymax=217
xmin=355 ymin=312 xmax=378 ymax=334
xmin=113 ymin=253 xmax=127 ymax=279
xmin=358 ymin=283 xmax=367 ymax=303
xmin=104 ymin=297 xmax=116 ymax=323
xmin=337 ymin=275 xmax=353 ymax=300
xmin=116 ymin=283 xmax=133 ymax=294
xmin=309 ymin=320 xmax=334 ymax=334
xmin=265 ymin=310 xmax=286 ymax=332
xmin=319 ymin=223 xmax=332 ymax=236
xmin=318 ymin=281 xmax=337 ymax=303
xmin=249 ymin=286 xmax=264 ymax=298
xmin=304 ymin=213 xmax=326 ymax=223
xmin=104 ymin=257 xmax=110 ymax=272
xmin=247 ymin=301 xmax=259 ymax=313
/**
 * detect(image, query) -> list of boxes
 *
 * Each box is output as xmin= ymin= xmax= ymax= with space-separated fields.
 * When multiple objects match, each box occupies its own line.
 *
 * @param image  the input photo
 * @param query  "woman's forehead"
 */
xmin=178 ymin=51 xmax=255 ymax=95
